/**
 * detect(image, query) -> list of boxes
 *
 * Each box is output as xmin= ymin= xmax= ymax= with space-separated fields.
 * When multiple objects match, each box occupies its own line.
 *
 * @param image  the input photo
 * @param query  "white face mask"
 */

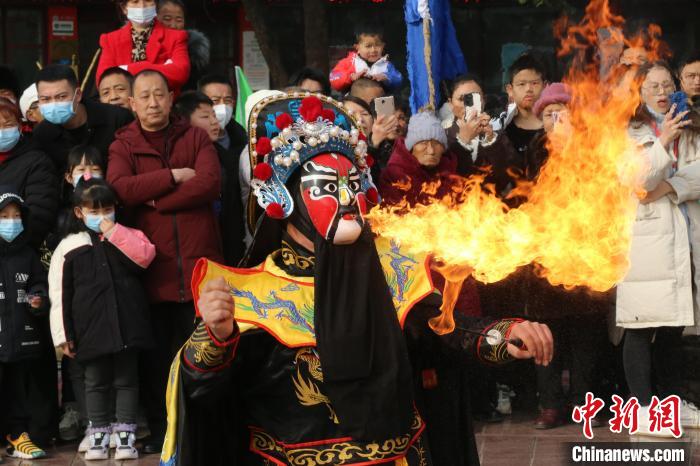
xmin=127 ymin=6 xmax=157 ymax=25
xmin=213 ymin=104 xmax=234 ymax=130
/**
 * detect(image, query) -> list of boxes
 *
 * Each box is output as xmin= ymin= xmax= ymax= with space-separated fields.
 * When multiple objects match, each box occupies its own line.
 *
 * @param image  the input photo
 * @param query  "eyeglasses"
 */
xmin=642 ymin=82 xmax=675 ymax=94
xmin=682 ymin=73 xmax=700 ymax=82
xmin=513 ymin=80 xmax=543 ymax=89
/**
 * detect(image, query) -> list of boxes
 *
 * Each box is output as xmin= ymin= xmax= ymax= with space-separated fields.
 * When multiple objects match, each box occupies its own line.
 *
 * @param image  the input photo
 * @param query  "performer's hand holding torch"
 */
xmin=198 ymin=277 xmax=236 ymax=341
xmin=505 ymin=321 xmax=554 ymax=366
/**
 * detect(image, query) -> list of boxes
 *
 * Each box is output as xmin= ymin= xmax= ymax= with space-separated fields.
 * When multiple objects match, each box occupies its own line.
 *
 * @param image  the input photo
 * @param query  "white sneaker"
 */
xmin=681 ymin=400 xmax=700 ymax=429
xmin=631 ymin=405 xmax=679 ymax=438
xmin=114 ymin=431 xmax=138 ymax=460
xmin=496 ymin=384 xmax=514 ymax=415
xmin=84 ymin=431 xmax=110 ymax=460
xmin=78 ymin=432 xmax=91 ymax=453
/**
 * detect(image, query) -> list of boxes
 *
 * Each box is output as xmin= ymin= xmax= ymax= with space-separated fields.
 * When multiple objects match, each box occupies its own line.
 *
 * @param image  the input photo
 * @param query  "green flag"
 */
xmin=235 ymin=66 xmax=253 ymax=128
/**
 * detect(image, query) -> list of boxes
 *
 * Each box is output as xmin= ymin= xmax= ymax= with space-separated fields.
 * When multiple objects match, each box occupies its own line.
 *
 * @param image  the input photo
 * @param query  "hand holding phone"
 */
xmin=462 ymin=93 xmax=482 ymax=122
xmin=374 ymin=96 xmax=395 ymax=118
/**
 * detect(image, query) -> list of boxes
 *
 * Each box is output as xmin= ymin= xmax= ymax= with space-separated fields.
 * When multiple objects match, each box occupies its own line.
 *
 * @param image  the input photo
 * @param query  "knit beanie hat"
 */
xmin=405 ymin=112 xmax=448 ymax=152
xmin=19 ymin=84 xmax=38 ymax=121
xmin=534 ymin=82 xmax=571 ymax=118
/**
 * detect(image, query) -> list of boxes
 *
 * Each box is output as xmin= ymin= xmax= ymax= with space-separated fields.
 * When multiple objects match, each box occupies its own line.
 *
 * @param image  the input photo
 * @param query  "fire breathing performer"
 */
xmin=159 ymin=93 xmax=552 ymax=466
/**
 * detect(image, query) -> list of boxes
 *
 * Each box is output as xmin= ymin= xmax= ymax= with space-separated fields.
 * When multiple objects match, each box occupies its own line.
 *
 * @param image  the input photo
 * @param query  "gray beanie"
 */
xmin=404 ymin=112 xmax=448 ymax=152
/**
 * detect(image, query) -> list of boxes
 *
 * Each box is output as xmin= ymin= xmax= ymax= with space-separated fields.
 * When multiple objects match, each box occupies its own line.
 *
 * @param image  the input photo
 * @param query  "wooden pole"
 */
xmin=81 ymin=49 xmax=102 ymax=92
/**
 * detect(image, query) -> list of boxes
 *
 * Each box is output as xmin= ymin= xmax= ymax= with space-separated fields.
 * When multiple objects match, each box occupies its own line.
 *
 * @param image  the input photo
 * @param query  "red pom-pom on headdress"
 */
xmin=321 ymin=109 xmax=336 ymax=122
xmin=366 ymin=187 xmax=379 ymax=205
xmin=266 ymin=203 xmax=285 ymax=219
xmin=253 ymin=162 xmax=273 ymax=181
xmin=358 ymin=132 xmax=367 ymax=142
xmin=276 ymin=113 xmax=294 ymax=130
xmin=365 ymin=155 xmax=375 ymax=167
xmin=255 ymin=137 xmax=272 ymax=156
xmin=299 ymin=96 xmax=323 ymax=122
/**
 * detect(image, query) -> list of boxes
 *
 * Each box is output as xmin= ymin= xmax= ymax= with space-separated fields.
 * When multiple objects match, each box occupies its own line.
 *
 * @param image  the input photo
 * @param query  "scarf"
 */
xmin=131 ymin=25 xmax=153 ymax=62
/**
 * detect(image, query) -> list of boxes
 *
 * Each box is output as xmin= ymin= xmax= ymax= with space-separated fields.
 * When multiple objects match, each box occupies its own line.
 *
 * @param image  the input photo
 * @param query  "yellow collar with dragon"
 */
xmin=191 ymin=236 xmax=435 ymax=348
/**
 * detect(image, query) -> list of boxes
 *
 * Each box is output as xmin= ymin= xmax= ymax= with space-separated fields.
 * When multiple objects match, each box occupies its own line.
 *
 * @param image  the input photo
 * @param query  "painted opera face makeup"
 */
xmin=300 ymin=153 xmax=368 ymax=245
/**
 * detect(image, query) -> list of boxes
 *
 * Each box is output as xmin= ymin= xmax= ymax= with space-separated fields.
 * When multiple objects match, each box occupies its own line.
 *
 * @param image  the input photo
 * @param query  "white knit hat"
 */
xmin=405 ymin=111 xmax=448 ymax=152
xmin=19 ymin=84 xmax=38 ymax=121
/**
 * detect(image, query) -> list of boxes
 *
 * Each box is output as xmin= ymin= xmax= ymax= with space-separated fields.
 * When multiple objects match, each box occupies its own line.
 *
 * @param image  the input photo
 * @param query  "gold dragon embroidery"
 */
xmin=293 ymin=348 xmax=338 ymax=424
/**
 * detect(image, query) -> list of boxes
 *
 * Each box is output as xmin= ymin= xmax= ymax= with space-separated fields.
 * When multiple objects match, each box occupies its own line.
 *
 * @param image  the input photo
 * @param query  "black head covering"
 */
xmin=243 ymin=93 xmax=414 ymax=439
xmin=293 ymin=179 xmax=413 ymax=440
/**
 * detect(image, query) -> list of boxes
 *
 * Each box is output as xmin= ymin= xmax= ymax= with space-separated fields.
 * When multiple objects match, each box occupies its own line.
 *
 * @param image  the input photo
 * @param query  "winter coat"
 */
xmin=616 ymin=124 xmax=700 ymax=330
xmin=380 ymin=137 xmax=481 ymax=318
xmin=329 ymin=51 xmax=402 ymax=93
xmin=182 ymin=29 xmax=210 ymax=92
xmin=0 ymin=139 xmax=59 ymax=248
xmin=97 ymin=19 xmax=191 ymax=94
xmin=107 ymin=117 xmax=223 ymax=303
xmin=32 ymin=99 xmax=134 ymax=171
xmin=379 ymin=137 xmax=458 ymax=206
xmin=215 ymin=143 xmax=245 ymax=266
xmin=446 ymin=120 xmax=520 ymax=196
xmin=49 ymin=225 xmax=156 ymax=361
xmin=0 ymin=235 xmax=50 ymax=363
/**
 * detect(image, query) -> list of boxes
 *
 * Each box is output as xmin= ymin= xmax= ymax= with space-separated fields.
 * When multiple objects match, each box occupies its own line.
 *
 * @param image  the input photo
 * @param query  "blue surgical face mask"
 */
xmin=0 ymin=219 xmax=23 ymax=243
xmin=40 ymin=92 xmax=77 ymax=125
xmin=127 ymin=6 xmax=157 ymax=25
xmin=0 ymin=127 xmax=20 ymax=152
xmin=84 ymin=211 xmax=116 ymax=233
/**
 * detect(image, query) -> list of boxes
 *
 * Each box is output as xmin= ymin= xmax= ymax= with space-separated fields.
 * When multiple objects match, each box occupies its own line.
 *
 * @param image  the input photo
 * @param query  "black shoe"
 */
xmin=143 ymin=438 xmax=164 ymax=455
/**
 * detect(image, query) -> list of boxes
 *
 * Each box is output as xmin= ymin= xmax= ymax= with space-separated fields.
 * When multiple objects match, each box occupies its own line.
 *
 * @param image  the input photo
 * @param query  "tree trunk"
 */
xmin=303 ymin=0 xmax=330 ymax=73
xmin=240 ymin=0 xmax=289 ymax=88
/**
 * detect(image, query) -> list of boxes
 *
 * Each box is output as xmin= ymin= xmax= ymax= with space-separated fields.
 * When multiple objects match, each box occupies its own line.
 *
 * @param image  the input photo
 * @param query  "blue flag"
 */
xmin=405 ymin=0 xmax=467 ymax=114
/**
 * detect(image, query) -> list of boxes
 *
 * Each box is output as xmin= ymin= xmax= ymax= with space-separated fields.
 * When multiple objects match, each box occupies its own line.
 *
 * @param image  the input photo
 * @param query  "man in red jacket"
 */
xmin=107 ymin=69 xmax=222 ymax=454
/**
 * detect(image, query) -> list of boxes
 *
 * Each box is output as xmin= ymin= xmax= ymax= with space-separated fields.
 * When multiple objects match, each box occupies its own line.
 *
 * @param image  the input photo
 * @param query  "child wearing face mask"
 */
xmin=44 ymin=144 xmax=107 ymax=452
xmin=46 ymin=145 xmax=106 ymax=254
xmin=0 ymin=188 xmax=50 ymax=460
xmin=49 ymin=178 xmax=155 ymax=461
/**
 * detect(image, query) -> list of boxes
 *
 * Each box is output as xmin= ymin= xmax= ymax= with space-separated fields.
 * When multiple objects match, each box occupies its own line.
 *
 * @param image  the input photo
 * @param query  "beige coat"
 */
xmin=616 ymin=123 xmax=700 ymax=330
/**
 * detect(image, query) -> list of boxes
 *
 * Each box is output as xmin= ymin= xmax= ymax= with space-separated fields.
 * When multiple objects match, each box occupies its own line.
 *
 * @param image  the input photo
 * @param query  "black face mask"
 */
xmin=247 ymin=177 xmax=414 ymax=440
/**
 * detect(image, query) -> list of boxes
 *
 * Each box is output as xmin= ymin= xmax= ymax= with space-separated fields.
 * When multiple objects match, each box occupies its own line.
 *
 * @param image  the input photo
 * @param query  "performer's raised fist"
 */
xmin=506 ymin=321 xmax=554 ymax=367
xmin=198 ymin=277 xmax=236 ymax=341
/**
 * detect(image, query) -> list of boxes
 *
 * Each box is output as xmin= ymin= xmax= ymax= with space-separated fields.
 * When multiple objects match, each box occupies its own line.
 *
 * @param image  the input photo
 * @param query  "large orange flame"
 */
xmin=368 ymin=0 xmax=665 ymax=334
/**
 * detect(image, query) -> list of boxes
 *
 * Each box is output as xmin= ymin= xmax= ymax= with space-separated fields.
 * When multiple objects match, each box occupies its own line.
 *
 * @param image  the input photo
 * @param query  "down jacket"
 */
xmin=616 ymin=124 xmax=700 ymax=330
xmin=107 ymin=117 xmax=223 ymax=303
xmin=0 ymin=233 xmax=49 ymax=362
xmin=49 ymin=225 xmax=156 ymax=361
xmin=0 ymin=139 xmax=59 ymax=248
